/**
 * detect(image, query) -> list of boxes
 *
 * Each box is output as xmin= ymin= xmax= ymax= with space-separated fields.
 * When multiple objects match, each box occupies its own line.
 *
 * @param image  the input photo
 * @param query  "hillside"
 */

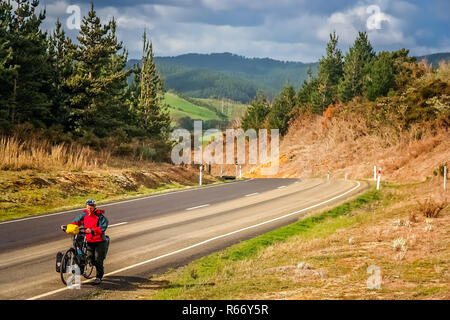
xmin=417 ymin=52 xmax=450 ymax=68
xmin=163 ymin=92 xmax=221 ymax=123
xmin=245 ymin=62 xmax=450 ymax=182
xmin=127 ymin=52 xmax=450 ymax=103
xmin=128 ymin=53 xmax=318 ymax=102
xmin=162 ymin=92 xmax=249 ymax=129
xmin=191 ymin=97 xmax=249 ymax=122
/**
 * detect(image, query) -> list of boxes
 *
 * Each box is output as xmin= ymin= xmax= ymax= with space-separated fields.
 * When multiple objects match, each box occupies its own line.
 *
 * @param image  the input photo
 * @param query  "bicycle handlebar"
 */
xmin=60 ymin=225 xmax=87 ymax=235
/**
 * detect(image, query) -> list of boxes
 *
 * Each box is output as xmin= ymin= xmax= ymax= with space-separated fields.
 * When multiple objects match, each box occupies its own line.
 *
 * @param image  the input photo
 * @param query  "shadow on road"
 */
xmin=85 ymin=275 xmax=168 ymax=291
xmin=83 ymin=275 xmax=215 ymax=298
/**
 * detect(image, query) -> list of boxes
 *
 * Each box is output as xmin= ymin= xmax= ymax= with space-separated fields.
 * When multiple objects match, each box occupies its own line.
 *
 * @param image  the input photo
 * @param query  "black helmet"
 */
xmin=85 ymin=199 xmax=96 ymax=206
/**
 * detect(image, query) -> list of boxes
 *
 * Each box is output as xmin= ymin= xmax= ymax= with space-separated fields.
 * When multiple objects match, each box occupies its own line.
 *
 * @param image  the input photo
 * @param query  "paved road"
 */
xmin=0 ymin=178 xmax=368 ymax=300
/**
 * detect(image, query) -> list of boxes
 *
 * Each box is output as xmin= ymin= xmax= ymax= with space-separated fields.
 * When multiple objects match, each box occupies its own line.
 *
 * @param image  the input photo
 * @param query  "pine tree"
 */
xmin=67 ymin=4 xmax=132 ymax=139
xmin=0 ymin=1 xmax=18 ymax=129
xmin=338 ymin=31 xmax=375 ymax=102
xmin=131 ymin=30 xmax=171 ymax=139
xmin=364 ymin=52 xmax=395 ymax=101
xmin=98 ymin=18 xmax=136 ymax=138
xmin=0 ymin=0 xmax=53 ymax=127
xmin=296 ymin=66 xmax=319 ymax=108
xmin=242 ymin=91 xmax=269 ymax=131
xmin=267 ymin=84 xmax=296 ymax=135
xmin=48 ymin=19 xmax=77 ymax=131
xmin=312 ymin=32 xmax=344 ymax=114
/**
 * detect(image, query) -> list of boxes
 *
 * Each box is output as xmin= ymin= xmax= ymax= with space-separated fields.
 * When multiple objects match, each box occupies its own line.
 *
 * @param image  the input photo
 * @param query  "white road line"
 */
xmin=0 ymin=179 xmax=255 ymax=225
xmin=186 ymin=204 xmax=210 ymax=211
xmin=27 ymin=181 xmax=361 ymax=300
xmin=245 ymin=193 xmax=259 ymax=197
xmin=277 ymin=185 xmax=286 ymax=189
xmin=109 ymin=222 xmax=128 ymax=228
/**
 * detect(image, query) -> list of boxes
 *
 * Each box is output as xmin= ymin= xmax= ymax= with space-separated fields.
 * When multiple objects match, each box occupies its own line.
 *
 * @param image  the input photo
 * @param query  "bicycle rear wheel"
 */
xmin=83 ymin=258 xmax=95 ymax=279
xmin=60 ymin=248 xmax=81 ymax=286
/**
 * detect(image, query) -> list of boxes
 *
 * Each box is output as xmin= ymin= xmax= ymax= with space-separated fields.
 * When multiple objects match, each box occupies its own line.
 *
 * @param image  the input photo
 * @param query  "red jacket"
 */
xmin=70 ymin=209 xmax=109 ymax=242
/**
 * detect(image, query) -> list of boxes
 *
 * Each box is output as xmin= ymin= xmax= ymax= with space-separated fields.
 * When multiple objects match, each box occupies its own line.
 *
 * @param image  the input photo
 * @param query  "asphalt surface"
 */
xmin=0 ymin=178 xmax=368 ymax=300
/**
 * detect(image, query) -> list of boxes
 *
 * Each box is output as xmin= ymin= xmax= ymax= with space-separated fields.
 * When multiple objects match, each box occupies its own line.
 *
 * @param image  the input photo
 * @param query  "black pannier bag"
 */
xmin=55 ymin=252 xmax=63 ymax=273
xmin=105 ymin=235 xmax=110 ymax=259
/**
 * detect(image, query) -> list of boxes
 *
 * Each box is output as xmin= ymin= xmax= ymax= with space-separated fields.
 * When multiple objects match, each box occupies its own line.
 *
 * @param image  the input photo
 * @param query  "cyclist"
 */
xmin=63 ymin=199 xmax=109 ymax=285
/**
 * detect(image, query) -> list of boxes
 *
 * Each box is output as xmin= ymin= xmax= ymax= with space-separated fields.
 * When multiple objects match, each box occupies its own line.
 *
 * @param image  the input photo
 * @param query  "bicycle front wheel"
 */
xmin=60 ymin=248 xmax=81 ymax=286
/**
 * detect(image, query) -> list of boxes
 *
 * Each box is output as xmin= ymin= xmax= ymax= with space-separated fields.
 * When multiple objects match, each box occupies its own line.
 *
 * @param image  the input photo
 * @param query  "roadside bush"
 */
xmin=136 ymin=145 xmax=157 ymax=161
xmin=416 ymin=198 xmax=448 ymax=218
xmin=79 ymin=130 xmax=103 ymax=149
xmin=439 ymin=164 xmax=448 ymax=177
xmin=114 ymin=143 xmax=135 ymax=157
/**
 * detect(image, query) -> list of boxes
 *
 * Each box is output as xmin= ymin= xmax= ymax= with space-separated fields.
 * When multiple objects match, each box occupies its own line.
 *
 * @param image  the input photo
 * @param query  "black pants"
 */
xmin=87 ymin=241 xmax=107 ymax=279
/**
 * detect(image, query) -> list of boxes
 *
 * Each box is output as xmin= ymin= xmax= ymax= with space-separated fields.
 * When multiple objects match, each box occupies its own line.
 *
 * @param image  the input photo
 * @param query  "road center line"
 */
xmin=27 ymin=181 xmax=361 ymax=300
xmin=109 ymin=222 xmax=128 ymax=228
xmin=186 ymin=204 xmax=210 ymax=211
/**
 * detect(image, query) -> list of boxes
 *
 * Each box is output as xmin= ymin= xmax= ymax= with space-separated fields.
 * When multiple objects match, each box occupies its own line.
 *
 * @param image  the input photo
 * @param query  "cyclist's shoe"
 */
xmin=93 ymin=278 xmax=102 ymax=285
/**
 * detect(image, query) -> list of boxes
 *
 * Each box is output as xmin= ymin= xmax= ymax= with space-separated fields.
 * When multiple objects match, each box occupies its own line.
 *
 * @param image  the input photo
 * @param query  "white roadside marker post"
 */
xmin=444 ymin=166 xmax=447 ymax=190
xmin=199 ymin=165 xmax=203 ymax=186
xmin=327 ymin=170 xmax=330 ymax=181
xmin=374 ymin=165 xmax=377 ymax=181
xmin=220 ymin=165 xmax=223 ymax=178
xmin=376 ymin=169 xmax=381 ymax=190
xmin=239 ymin=165 xmax=242 ymax=179
xmin=235 ymin=160 xmax=238 ymax=180
xmin=345 ymin=173 xmax=348 ymax=180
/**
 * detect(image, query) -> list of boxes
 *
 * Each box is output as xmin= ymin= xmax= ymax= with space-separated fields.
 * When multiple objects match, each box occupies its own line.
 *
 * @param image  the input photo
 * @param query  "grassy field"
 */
xmin=191 ymin=97 xmax=249 ymax=121
xmin=163 ymin=92 xmax=221 ymax=123
xmin=90 ymin=178 xmax=449 ymax=300
xmin=162 ymin=92 xmax=249 ymax=124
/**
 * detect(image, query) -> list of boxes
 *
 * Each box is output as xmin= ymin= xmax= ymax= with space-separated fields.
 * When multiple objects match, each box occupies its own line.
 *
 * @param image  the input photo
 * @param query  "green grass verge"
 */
xmin=148 ymin=187 xmax=384 ymax=300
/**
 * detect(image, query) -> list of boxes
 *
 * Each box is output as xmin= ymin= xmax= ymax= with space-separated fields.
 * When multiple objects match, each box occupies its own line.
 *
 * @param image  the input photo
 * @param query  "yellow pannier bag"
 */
xmin=66 ymin=224 xmax=79 ymax=235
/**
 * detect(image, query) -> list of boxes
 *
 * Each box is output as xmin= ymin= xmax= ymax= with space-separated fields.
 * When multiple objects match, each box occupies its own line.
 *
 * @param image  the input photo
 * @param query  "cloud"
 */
xmin=389 ymin=0 xmax=418 ymax=17
xmin=314 ymin=1 xmax=420 ymax=55
xmin=37 ymin=0 xmax=450 ymax=61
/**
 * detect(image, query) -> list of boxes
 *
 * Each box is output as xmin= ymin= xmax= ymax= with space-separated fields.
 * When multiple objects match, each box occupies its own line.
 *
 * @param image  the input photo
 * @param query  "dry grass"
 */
xmin=0 ymin=136 xmax=110 ymax=171
xmin=245 ymin=110 xmax=449 ymax=182
xmin=243 ymin=61 xmax=450 ymax=181
xmin=0 ymin=135 xmax=219 ymax=221
xmin=416 ymin=197 xmax=448 ymax=218
xmin=0 ymin=162 xmax=218 ymax=221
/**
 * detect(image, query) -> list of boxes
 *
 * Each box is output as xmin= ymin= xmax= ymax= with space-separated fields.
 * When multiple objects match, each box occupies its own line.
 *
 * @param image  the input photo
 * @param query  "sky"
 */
xmin=35 ymin=0 xmax=450 ymax=62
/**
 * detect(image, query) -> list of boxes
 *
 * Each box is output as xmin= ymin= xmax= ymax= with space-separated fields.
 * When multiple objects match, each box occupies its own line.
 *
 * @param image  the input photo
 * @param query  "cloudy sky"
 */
xmin=37 ymin=0 xmax=450 ymax=62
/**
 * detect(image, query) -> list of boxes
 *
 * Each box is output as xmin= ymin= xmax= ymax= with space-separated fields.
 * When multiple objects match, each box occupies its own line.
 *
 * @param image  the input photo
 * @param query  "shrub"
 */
xmin=137 ymin=145 xmax=157 ymax=161
xmin=114 ymin=143 xmax=135 ymax=157
xmin=438 ymin=164 xmax=448 ymax=178
xmin=392 ymin=237 xmax=407 ymax=251
xmin=416 ymin=198 xmax=448 ymax=218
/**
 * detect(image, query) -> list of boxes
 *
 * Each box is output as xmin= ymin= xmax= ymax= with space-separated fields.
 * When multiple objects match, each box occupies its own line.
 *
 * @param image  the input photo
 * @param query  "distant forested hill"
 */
xmin=416 ymin=52 xmax=450 ymax=68
xmin=127 ymin=52 xmax=450 ymax=103
xmin=128 ymin=53 xmax=318 ymax=102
